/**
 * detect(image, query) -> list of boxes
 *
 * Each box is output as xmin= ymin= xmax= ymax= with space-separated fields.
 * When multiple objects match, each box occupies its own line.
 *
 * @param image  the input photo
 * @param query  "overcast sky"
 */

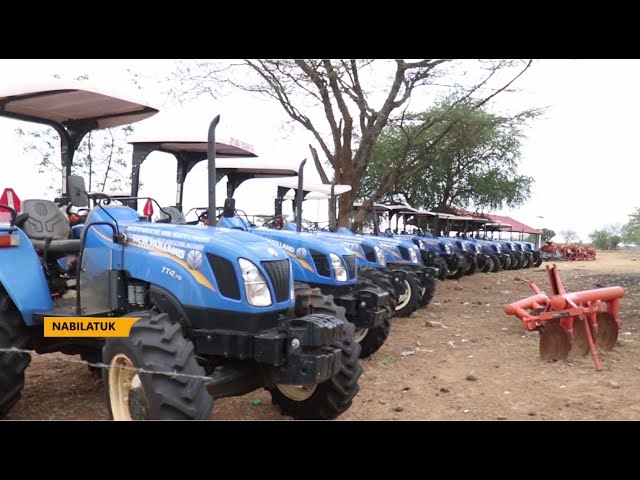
xmin=0 ymin=59 xmax=636 ymax=241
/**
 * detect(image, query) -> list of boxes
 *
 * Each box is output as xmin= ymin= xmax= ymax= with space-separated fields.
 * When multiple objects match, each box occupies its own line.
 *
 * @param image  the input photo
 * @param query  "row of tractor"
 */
xmin=0 ymin=82 xmax=443 ymax=421
xmin=0 ymin=82 xmax=545 ymax=420
xmin=349 ymin=204 xmax=544 ymax=281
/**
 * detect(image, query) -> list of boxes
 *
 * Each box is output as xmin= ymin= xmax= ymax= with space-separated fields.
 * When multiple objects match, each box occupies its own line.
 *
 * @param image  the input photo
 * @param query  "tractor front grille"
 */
xmin=261 ymin=259 xmax=291 ymax=303
xmin=207 ymin=254 xmax=241 ymax=300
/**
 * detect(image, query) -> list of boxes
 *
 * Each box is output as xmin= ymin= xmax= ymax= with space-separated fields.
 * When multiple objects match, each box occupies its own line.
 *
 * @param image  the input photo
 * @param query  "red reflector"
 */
xmin=143 ymin=199 xmax=154 ymax=216
xmin=0 ymin=235 xmax=19 ymax=247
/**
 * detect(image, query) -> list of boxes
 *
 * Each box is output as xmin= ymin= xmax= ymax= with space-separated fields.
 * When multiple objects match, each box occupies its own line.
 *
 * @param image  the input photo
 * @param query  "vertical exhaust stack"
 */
xmin=295 ymin=159 xmax=306 ymax=232
xmin=207 ymin=115 xmax=221 ymax=227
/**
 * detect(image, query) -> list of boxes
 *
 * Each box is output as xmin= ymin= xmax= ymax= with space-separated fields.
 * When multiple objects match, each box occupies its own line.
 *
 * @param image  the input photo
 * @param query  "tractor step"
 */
xmin=33 ymin=297 xmax=77 ymax=321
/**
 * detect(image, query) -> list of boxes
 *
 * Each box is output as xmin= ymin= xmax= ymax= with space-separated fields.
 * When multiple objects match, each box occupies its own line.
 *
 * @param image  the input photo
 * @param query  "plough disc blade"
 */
xmin=539 ymin=321 xmax=571 ymax=361
xmin=595 ymin=312 xmax=619 ymax=351
xmin=568 ymin=317 xmax=594 ymax=358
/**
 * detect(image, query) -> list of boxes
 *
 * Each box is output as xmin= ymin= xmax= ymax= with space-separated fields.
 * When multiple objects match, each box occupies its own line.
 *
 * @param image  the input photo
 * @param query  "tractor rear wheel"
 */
xmin=102 ymin=312 xmax=213 ymax=420
xmin=0 ymin=294 xmax=30 ymax=418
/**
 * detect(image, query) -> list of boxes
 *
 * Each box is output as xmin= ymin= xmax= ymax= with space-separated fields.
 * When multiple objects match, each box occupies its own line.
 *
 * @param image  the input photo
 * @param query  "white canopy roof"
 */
xmin=260 ymin=177 xmax=351 ymax=196
xmin=128 ymin=136 xmax=257 ymax=158
xmin=0 ymin=81 xmax=158 ymax=128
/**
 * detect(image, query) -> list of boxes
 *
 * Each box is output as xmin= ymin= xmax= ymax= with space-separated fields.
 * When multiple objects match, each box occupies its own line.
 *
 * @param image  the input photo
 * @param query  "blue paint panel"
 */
xmin=0 ymin=228 xmax=52 ymax=325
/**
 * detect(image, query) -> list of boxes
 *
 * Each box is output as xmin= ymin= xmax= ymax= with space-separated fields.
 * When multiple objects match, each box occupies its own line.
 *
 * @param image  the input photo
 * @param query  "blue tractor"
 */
xmin=0 ymin=84 xmax=362 ymax=420
xmin=354 ymin=202 xmax=439 ymax=314
xmin=251 ymin=177 xmax=408 ymax=318
xmin=125 ymin=138 xmax=392 ymax=359
xmin=383 ymin=206 xmax=469 ymax=280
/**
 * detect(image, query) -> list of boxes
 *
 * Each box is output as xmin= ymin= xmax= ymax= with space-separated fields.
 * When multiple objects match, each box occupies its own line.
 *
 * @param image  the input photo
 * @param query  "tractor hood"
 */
xmin=123 ymin=223 xmax=290 ymax=263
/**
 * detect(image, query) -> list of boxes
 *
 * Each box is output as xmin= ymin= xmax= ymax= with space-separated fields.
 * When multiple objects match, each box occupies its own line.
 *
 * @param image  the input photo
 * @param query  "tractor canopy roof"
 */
xmin=0 ymin=81 xmax=158 ymax=128
xmin=128 ymin=133 xmax=258 ymax=159
xmin=259 ymin=177 xmax=352 ymax=198
xmin=126 ymin=135 xmax=300 ymax=177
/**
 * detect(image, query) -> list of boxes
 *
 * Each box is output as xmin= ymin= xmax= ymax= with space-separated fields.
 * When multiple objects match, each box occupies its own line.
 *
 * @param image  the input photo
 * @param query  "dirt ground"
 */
xmin=5 ymin=251 xmax=639 ymax=421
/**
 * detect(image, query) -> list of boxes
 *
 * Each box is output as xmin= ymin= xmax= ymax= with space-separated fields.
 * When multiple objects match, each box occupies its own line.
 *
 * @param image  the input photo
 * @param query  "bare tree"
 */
xmin=170 ymin=59 xmax=533 ymax=228
xmin=560 ymin=229 xmax=580 ymax=244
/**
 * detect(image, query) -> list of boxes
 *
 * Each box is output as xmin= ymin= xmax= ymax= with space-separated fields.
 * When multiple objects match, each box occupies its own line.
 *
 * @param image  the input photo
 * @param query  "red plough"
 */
xmin=503 ymin=264 xmax=624 ymax=371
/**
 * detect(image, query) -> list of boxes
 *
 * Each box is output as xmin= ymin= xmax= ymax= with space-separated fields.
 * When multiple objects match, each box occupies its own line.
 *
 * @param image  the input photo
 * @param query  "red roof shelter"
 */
xmin=453 ymin=209 xmax=541 ymax=235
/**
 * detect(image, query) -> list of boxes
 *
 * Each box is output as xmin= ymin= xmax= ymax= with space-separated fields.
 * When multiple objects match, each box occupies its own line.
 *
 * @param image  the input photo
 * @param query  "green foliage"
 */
xmin=360 ymin=94 xmax=537 ymax=213
xmin=589 ymin=224 xmax=622 ymax=250
xmin=622 ymin=207 xmax=640 ymax=245
xmin=14 ymin=73 xmax=135 ymax=196
xmin=16 ymin=125 xmax=135 ymax=196
xmin=541 ymin=228 xmax=556 ymax=243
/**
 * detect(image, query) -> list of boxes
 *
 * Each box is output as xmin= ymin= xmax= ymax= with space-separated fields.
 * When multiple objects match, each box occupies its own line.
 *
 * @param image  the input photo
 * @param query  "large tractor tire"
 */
xmin=357 ymin=267 xmax=398 ymax=309
xmin=390 ymin=268 xmax=422 ymax=317
xmin=490 ymin=255 xmax=502 ymax=273
xmin=0 ymin=294 xmax=30 ymax=418
xmin=102 ymin=312 xmax=213 ymax=420
xmin=296 ymin=280 xmax=391 ymax=359
xmin=268 ymin=322 xmax=362 ymax=420
xmin=419 ymin=274 xmax=437 ymax=307
xmin=432 ymin=256 xmax=449 ymax=280
xmin=483 ymin=256 xmax=495 ymax=273
xmin=354 ymin=277 xmax=393 ymax=358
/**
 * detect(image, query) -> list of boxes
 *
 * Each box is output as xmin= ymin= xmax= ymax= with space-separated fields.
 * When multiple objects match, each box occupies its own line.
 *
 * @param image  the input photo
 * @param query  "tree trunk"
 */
xmin=334 ymin=149 xmax=355 ymax=229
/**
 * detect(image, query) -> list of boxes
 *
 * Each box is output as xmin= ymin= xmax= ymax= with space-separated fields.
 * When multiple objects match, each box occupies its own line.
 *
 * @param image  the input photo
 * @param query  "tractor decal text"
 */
xmin=262 ymin=238 xmax=314 ymax=272
xmin=44 ymin=317 xmax=140 ymax=337
xmin=127 ymin=234 xmax=189 ymax=259
xmin=126 ymin=225 xmax=209 ymax=244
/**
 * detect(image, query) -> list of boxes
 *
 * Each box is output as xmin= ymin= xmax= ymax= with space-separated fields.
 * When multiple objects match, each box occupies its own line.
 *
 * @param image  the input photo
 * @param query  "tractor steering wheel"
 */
xmin=197 ymin=210 xmax=209 ymax=225
xmin=263 ymin=215 xmax=287 ymax=230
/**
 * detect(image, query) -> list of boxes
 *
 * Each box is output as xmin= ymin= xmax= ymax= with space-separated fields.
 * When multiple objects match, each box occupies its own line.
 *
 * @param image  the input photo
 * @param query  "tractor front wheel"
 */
xmin=269 ymin=323 xmax=362 ymax=419
xmin=102 ymin=312 xmax=213 ymax=420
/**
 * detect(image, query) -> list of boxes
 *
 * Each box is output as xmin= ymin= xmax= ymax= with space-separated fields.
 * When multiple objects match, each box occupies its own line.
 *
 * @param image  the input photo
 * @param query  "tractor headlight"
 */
xmin=495 ymin=244 xmax=501 ymax=253
xmin=419 ymin=240 xmax=427 ymax=250
xmin=409 ymin=248 xmax=418 ymax=264
xmin=374 ymin=246 xmax=386 ymax=267
xmin=474 ymin=244 xmax=481 ymax=254
xmin=443 ymin=244 xmax=452 ymax=254
xmin=238 ymin=258 xmax=272 ymax=307
xmin=329 ymin=253 xmax=348 ymax=282
xmin=460 ymin=243 xmax=467 ymax=252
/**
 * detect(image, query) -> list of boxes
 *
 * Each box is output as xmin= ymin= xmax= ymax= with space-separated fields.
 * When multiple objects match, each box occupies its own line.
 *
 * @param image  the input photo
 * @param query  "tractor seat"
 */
xmin=18 ymin=199 xmax=81 ymax=254
xmin=156 ymin=206 xmax=186 ymax=224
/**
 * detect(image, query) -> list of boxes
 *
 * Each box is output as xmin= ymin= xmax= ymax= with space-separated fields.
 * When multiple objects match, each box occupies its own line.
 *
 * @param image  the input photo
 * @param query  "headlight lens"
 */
xmin=238 ymin=258 xmax=272 ymax=306
xmin=374 ymin=246 xmax=386 ymax=267
xmin=460 ymin=243 xmax=467 ymax=252
xmin=444 ymin=244 xmax=452 ymax=254
xmin=474 ymin=244 xmax=481 ymax=254
xmin=329 ymin=253 xmax=348 ymax=282
xmin=419 ymin=240 xmax=427 ymax=250
xmin=495 ymin=244 xmax=502 ymax=253
xmin=409 ymin=248 xmax=418 ymax=264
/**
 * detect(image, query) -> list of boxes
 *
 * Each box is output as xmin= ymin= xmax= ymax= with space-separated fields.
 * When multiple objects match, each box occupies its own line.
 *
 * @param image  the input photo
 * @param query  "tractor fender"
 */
xmin=148 ymin=284 xmax=192 ymax=328
xmin=0 ymin=229 xmax=53 ymax=325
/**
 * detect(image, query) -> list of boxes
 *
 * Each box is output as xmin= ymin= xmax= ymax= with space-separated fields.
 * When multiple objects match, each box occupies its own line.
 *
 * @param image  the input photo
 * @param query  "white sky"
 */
xmin=0 ymin=59 xmax=636 ymax=241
